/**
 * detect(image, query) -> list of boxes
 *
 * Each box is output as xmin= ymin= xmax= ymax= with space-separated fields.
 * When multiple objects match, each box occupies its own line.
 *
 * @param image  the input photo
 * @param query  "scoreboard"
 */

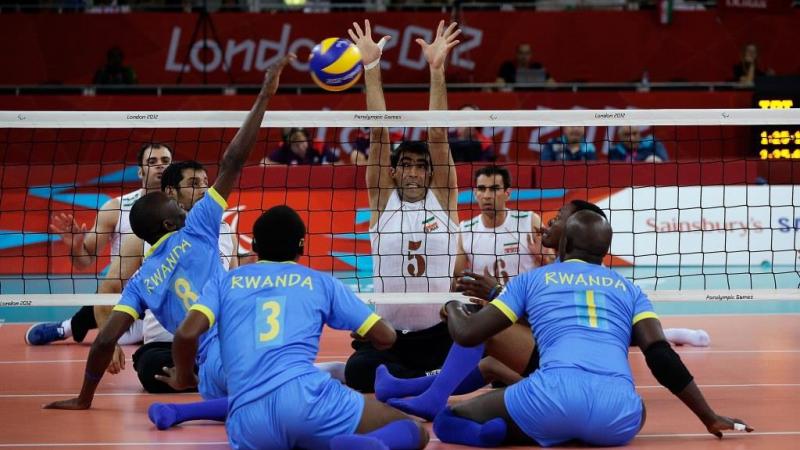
xmin=753 ymin=77 xmax=800 ymax=160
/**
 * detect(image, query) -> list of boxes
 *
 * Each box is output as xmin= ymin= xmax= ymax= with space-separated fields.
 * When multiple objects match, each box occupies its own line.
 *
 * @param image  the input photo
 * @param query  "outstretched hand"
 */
xmin=416 ymin=20 xmax=461 ymax=70
xmin=261 ymin=53 xmax=296 ymax=97
xmin=705 ymin=415 xmax=753 ymax=438
xmin=154 ymin=366 xmax=197 ymax=391
xmin=106 ymin=345 xmax=126 ymax=375
xmin=43 ymin=397 xmax=91 ymax=410
xmin=348 ymin=20 xmax=391 ymax=68
xmin=49 ymin=213 xmax=87 ymax=253
xmin=455 ymin=270 xmax=501 ymax=300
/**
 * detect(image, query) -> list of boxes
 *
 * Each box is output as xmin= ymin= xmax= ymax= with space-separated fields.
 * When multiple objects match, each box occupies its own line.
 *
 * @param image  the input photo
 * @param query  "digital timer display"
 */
xmin=757 ymin=99 xmax=799 ymax=160
xmin=753 ymin=77 xmax=800 ymax=160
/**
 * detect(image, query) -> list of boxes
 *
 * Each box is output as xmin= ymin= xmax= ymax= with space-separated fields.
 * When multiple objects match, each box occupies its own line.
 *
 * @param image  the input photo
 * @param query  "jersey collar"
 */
xmin=144 ymin=231 xmax=176 ymax=260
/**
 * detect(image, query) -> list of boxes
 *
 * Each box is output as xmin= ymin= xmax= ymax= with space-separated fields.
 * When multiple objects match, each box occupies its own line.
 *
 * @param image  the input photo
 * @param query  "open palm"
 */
xmin=49 ymin=213 xmax=87 ymax=252
xmin=416 ymin=20 xmax=461 ymax=70
xmin=348 ymin=20 xmax=390 ymax=67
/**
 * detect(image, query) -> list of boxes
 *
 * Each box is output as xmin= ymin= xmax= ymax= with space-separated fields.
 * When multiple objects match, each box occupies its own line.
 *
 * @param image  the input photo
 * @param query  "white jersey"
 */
xmin=143 ymin=221 xmax=235 ymax=344
xmin=110 ymin=189 xmax=143 ymax=257
xmin=459 ymin=210 xmax=541 ymax=286
xmin=370 ymin=189 xmax=457 ymax=331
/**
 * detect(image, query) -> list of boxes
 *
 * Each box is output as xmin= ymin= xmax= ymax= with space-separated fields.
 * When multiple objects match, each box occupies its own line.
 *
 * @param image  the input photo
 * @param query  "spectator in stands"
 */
xmin=449 ymin=104 xmax=495 ymax=162
xmin=540 ymin=126 xmax=596 ymax=161
xmin=348 ymin=128 xmax=371 ymax=165
xmin=609 ymin=126 xmax=669 ymax=162
xmin=496 ymin=43 xmax=554 ymax=86
xmin=732 ymin=43 xmax=772 ymax=86
xmin=93 ymin=47 xmax=137 ymax=85
xmin=260 ymin=127 xmax=340 ymax=165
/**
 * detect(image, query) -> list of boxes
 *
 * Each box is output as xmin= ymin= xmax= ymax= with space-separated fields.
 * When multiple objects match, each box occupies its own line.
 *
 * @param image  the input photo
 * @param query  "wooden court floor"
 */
xmin=0 ymin=314 xmax=798 ymax=449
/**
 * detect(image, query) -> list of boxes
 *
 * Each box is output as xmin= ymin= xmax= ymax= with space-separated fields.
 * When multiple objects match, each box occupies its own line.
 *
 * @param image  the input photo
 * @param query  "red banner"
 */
xmin=1 ymin=10 xmax=798 ymax=86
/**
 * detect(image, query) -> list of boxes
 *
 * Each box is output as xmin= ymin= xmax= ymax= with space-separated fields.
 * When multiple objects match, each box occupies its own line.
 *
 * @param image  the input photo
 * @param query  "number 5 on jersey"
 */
xmin=255 ymin=296 xmax=286 ymax=348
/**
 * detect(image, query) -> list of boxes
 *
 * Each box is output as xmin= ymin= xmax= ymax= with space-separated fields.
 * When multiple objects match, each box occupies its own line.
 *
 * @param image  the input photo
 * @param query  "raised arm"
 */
xmin=212 ymin=55 xmax=294 ymax=200
xmin=418 ymin=20 xmax=461 ymax=221
xmin=349 ymin=20 xmax=394 ymax=226
xmin=633 ymin=318 xmax=752 ymax=438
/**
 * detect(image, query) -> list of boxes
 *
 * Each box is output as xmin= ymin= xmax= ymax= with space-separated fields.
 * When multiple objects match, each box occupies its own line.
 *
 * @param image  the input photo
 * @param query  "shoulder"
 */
xmin=100 ymin=196 xmax=122 ymax=211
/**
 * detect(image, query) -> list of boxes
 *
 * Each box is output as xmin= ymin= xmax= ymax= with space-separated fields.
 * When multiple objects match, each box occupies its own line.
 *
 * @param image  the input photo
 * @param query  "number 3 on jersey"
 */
xmin=255 ymin=296 xmax=286 ymax=348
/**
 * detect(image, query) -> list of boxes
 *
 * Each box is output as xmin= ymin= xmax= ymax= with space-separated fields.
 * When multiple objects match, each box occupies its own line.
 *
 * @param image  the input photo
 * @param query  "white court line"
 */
xmin=5 ymin=432 xmax=799 ymax=448
xmin=0 ymin=359 xmax=133 ymax=364
xmin=0 ymin=392 xmax=198 ymax=398
xmin=637 ymin=431 xmax=800 ymax=438
xmin=2 ymin=383 xmax=799 ymax=399
xmin=428 ymin=431 xmax=800 ymax=443
xmin=0 ymin=442 xmax=228 ymax=448
xmin=1 ymin=349 xmax=798 ymax=365
xmin=629 ymin=349 xmax=800 ymax=355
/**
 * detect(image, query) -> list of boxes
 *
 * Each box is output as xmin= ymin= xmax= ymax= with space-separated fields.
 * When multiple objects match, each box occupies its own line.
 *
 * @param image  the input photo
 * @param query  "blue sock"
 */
xmin=387 ymin=343 xmax=484 ymax=421
xmin=453 ymin=366 xmax=487 ymax=395
xmin=329 ymin=419 xmax=420 ymax=450
xmin=147 ymin=397 xmax=228 ymax=430
xmin=433 ymin=407 xmax=506 ymax=447
xmin=374 ymin=364 xmax=436 ymax=402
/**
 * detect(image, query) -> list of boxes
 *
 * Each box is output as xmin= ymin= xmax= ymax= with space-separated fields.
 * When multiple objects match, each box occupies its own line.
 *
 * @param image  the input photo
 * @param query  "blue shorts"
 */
xmin=198 ymin=339 xmax=226 ymax=400
xmin=505 ymin=367 xmax=642 ymax=447
xmin=226 ymin=371 xmax=364 ymax=450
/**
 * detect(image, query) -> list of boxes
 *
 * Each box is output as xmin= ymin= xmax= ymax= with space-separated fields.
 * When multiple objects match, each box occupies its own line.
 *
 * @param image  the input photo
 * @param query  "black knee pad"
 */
xmin=132 ymin=343 xmax=179 ymax=394
xmin=344 ymin=349 xmax=382 ymax=393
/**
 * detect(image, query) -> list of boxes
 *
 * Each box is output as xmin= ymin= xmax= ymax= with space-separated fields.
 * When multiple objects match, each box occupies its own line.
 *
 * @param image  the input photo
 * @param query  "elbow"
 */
xmin=174 ymin=324 xmax=202 ymax=347
xmin=451 ymin=328 xmax=482 ymax=347
xmin=372 ymin=328 xmax=396 ymax=351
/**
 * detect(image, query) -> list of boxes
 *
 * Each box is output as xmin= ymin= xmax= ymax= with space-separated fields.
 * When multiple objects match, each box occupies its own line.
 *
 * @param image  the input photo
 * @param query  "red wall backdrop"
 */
xmin=1 ymin=10 xmax=798 ymax=85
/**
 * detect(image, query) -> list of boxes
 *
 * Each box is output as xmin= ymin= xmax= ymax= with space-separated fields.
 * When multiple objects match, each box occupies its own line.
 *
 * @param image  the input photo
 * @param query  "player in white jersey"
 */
xmin=26 ymin=143 xmax=173 ymax=346
xmin=454 ymin=166 xmax=548 ymax=288
xmin=345 ymin=19 xmax=463 ymax=393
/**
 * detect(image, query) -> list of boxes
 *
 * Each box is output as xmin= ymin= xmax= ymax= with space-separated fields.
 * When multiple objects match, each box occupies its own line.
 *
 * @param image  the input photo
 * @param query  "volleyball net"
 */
xmin=1 ymin=108 xmax=800 ymax=309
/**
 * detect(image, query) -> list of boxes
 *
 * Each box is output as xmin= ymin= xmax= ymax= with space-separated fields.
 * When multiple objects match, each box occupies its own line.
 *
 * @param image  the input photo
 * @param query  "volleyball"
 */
xmin=308 ymin=38 xmax=363 ymax=92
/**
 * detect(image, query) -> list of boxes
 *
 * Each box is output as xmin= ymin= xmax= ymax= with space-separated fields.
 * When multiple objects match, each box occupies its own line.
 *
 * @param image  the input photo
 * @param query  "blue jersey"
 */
xmin=113 ymin=187 xmax=228 ymax=340
xmin=492 ymin=259 xmax=657 ymax=383
xmin=191 ymin=261 xmax=380 ymax=414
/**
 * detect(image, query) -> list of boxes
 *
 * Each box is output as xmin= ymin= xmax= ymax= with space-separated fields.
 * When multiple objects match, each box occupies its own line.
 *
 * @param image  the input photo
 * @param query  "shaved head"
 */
xmin=130 ymin=191 xmax=186 ymax=245
xmin=558 ymin=210 xmax=612 ymax=264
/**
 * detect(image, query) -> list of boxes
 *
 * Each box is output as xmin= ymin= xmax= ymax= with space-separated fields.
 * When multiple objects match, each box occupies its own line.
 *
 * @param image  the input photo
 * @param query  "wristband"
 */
xmin=487 ymin=284 xmax=502 ymax=300
xmin=363 ymin=37 xmax=388 ymax=70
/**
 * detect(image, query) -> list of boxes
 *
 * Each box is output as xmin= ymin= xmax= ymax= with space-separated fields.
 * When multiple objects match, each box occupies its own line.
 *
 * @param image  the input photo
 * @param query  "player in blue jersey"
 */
xmin=43 ymin=54 xmax=294 ymax=411
xmin=164 ymin=205 xmax=428 ymax=450
xmin=428 ymin=210 xmax=752 ymax=447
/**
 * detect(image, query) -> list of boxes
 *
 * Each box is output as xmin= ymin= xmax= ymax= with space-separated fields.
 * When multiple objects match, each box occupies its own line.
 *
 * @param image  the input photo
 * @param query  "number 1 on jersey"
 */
xmin=574 ymin=290 xmax=607 ymax=329
xmin=255 ymin=296 xmax=286 ymax=348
